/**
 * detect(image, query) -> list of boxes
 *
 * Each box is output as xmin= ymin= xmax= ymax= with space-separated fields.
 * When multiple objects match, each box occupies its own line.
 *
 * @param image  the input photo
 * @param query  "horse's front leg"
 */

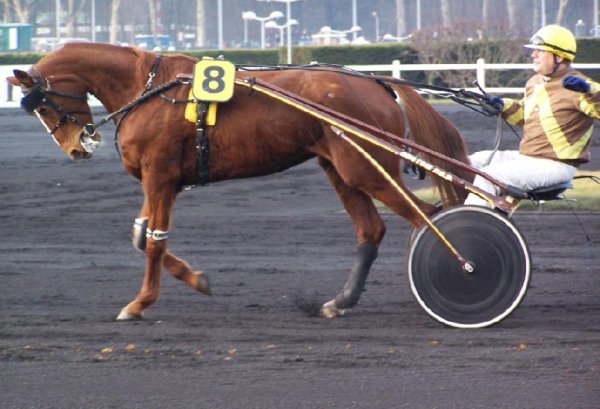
xmin=117 ymin=180 xmax=177 ymax=321
xmin=163 ymin=252 xmax=211 ymax=295
xmin=131 ymin=198 xmax=211 ymax=296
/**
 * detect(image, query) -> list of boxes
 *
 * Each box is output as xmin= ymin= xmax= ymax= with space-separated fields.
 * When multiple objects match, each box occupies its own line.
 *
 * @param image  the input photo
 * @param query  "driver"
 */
xmin=465 ymin=24 xmax=600 ymax=206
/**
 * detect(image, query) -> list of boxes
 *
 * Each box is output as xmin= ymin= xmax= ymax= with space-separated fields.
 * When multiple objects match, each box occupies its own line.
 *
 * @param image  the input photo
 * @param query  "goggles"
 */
xmin=527 ymin=35 xmax=575 ymax=58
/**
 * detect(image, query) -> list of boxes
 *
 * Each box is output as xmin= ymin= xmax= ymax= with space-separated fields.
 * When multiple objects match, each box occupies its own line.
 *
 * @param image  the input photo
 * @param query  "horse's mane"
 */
xmin=58 ymin=41 xmax=144 ymax=56
xmin=36 ymin=42 xmax=145 ymax=75
xmin=36 ymin=42 xmax=197 ymax=96
xmin=57 ymin=42 xmax=197 ymax=62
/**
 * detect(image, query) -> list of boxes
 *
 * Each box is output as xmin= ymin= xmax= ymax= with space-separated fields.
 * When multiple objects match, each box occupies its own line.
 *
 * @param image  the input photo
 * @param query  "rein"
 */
xmin=236 ymin=63 xmax=503 ymax=117
xmin=102 ymin=77 xmax=187 ymax=158
xmin=236 ymin=63 xmax=523 ymax=147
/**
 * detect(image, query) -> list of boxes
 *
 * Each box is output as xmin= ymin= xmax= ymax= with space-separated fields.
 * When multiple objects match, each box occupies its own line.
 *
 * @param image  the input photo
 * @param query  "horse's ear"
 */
xmin=9 ymin=69 xmax=35 ymax=88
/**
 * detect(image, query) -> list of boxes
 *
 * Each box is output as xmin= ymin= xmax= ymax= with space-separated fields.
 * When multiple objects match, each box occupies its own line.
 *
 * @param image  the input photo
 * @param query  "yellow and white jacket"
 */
xmin=500 ymin=66 xmax=600 ymax=165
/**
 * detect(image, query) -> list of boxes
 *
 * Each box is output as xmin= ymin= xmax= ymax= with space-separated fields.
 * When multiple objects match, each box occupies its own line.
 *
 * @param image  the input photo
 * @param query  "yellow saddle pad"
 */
xmin=184 ymin=94 xmax=218 ymax=125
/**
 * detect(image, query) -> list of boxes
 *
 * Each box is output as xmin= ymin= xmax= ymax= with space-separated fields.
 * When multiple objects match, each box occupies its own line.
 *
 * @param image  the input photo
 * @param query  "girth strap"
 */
xmin=195 ymin=102 xmax=210 ymax=185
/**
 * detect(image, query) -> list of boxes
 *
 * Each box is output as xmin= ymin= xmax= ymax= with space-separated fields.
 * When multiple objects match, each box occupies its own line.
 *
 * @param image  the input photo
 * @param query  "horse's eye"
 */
xmin=37 ymin=106 xmax=48 ymax=115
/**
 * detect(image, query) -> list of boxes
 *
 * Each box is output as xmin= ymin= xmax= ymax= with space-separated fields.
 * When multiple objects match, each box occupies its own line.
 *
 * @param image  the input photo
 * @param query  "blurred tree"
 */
xmin=482 ymin=0 xmax=489 ymax=34
xmin=196 ymin=0 xmax=205 ymax=47
xmin=555 ymin=0 xmax=570 ymax=24
xmin=411 ymin=23 xmax=527 ymax=89
xmin=2 ymin=0 xmax=11 ymax=22
xmin=396 ymin=0 xmax=406 ymax=36
xmin=149 ymin=0 xmax=157 ymax=37
xmin=532 ymin=0 xmax=540 ymax=31
xmin=507 ymin=0 xmax=519 ymax=34
xmin=65 ymin=0 xmax=87 ymax=37
xmin=109 ymin=0 xmax=121 ymax=44
xmin=10 ymin=0 xmax=38 ymax=23
xmin=440 ymin=0 xmax=451 ymax=27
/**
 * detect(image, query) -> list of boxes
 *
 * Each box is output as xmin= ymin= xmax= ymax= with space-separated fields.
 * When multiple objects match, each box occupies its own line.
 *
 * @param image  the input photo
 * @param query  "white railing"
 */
xmin=2 ymin=58 xmax=600 ymax=107
xmin=347 ymin=58 xmax=600 ymax=95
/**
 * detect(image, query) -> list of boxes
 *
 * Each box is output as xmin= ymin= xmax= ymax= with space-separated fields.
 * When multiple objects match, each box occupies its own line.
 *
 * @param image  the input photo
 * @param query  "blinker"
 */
xmin=20 ymin=86 xmax=46 ymax=114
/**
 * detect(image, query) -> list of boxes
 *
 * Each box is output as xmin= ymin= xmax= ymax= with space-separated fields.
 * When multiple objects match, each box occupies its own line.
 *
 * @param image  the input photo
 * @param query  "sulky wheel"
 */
xmin=407 ymin=206 xmax=530 ymax=328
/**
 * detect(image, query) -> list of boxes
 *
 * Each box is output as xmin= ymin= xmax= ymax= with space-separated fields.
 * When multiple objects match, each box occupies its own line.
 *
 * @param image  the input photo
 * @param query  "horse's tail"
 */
xmin=390 ymin=84 xmax=472 ymax=206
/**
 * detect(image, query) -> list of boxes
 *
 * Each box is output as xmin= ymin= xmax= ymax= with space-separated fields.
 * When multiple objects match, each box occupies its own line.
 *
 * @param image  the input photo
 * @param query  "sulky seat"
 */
xmin=526 ymin=181 xmax=573 ymax=202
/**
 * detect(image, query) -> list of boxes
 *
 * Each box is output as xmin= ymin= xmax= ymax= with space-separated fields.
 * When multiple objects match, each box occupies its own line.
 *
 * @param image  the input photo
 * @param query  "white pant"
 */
xmin=464 ymin=150 xmax=577 ymax=206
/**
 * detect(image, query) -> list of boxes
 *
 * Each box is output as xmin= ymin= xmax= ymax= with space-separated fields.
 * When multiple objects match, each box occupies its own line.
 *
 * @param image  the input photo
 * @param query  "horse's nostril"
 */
xmin=70 ymin=150 xmax=83 ymax=160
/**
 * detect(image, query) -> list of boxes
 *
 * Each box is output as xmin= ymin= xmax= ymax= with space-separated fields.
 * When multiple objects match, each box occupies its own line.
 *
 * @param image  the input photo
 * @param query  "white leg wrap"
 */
xmin=146 ymin=228 xmax=169 ymax=241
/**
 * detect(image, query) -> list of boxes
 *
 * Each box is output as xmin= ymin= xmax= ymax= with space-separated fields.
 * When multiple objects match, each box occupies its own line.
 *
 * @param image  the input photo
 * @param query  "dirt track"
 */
xmin=1 ymin=105 xmax=599 ymax=408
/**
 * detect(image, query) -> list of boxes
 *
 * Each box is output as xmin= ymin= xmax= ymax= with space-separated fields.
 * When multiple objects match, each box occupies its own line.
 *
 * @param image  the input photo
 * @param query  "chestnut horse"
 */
xmin=9 ymin=43 xmax=470 ymax=320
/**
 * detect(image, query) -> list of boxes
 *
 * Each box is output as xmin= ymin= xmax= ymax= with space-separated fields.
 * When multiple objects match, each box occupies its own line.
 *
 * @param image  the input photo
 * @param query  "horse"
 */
xmin=8 ymin=42 xmax=471 ymax=320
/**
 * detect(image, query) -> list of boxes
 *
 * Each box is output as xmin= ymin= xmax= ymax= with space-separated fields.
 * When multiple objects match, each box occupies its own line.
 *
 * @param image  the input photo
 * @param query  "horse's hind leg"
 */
xmin=317 ymin=158 xmax=386 ymax=318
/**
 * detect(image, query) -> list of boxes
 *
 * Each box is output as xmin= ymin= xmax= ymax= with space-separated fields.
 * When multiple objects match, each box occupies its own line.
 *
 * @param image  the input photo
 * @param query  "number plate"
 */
xmin=192 ymin=59 xmax=236 ymax=102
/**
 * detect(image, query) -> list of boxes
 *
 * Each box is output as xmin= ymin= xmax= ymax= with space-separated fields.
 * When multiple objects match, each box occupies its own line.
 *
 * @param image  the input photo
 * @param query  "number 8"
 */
xmin=192 ymin=59 xmax=235 ymax=102
xmin=202 ymin=66 xmax=226 ymax=94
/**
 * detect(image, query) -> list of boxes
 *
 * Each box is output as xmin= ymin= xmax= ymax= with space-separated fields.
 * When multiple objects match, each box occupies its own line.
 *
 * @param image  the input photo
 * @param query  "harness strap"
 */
xmin=195 ymin=102 xmax=210 ymax=185
xmin=101 ymin=78 xmax=183 ymax=130
xmin=144 ymin=55 xmax=162 ymax=92
xmin=107 ymin=79 xmax=184 ymax=159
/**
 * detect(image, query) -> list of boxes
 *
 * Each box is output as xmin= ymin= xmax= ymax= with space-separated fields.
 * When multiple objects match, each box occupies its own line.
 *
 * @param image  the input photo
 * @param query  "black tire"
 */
xmin=407 ymin=206 xmax=530 ymax=328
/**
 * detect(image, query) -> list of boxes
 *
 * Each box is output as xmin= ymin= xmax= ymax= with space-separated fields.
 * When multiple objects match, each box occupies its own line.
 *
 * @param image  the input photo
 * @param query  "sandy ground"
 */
xmin=1 ymin=104 xmax=599 ymax=409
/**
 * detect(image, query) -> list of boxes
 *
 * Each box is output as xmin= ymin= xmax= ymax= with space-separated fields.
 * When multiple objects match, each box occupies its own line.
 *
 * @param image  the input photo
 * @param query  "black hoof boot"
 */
xmin=333 ymin=242 xmax=378 ymax=309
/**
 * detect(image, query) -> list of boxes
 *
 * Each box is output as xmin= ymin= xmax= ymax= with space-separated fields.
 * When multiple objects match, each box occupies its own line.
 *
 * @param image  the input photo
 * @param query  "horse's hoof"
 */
xmin=116 ymin=309 xmax=143 ymax=321
xmin=321 ymin=300 xmax=345 ymax=318
xmin=194 ymin=271 xmax=212 ymax=295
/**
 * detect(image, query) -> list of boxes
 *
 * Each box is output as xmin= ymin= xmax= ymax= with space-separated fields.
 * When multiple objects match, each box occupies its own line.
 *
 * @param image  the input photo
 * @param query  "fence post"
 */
xmin=476 ymin=58 xmax=486 ymax=89
xmin=6 ymin=81 xmax=13 ymax=102
xmin=392 ymin=59 xmax=401 ymax=79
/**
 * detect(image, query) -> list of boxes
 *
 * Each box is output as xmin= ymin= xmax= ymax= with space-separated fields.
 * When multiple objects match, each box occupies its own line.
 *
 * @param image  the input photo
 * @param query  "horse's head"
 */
xmin=8 ymin=68 xmax=102 ymax=160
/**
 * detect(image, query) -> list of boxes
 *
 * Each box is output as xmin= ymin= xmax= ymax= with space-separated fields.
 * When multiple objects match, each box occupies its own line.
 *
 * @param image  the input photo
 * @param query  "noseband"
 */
xmin=20 ymin=76 xmax=96 ymax=136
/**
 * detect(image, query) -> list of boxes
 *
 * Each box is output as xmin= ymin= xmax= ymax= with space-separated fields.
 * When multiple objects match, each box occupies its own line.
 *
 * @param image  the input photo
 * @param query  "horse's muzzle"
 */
xmin=70 ymin=149 xmax=92 ymax=160
xmin=76 ymin=129 xmax=102 ymax=159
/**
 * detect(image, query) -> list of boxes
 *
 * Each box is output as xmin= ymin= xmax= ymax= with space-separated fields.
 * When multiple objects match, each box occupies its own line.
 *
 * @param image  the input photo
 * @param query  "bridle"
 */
xmin=19 ymin=57 xmax=185 ymax=155
xmin=20 ymin=75 xmax=97 ymax=137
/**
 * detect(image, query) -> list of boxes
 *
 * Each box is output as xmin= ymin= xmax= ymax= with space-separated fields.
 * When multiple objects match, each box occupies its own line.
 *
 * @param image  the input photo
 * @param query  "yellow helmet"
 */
xmin=524 ymin=25 xmax=577 ymax=61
